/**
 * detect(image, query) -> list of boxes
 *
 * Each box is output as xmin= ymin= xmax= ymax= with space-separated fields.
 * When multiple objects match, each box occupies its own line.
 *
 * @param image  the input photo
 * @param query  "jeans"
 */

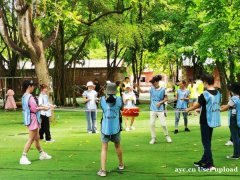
xmin=175 ymin=110 xmax=188 ymax=129
xmin=86 ymin=110 xmax=97 ymax=132
xmin=200 ymin=123 xmax=213 ymax=165
xmin=229 ymin=115 xmax=240 ymax=157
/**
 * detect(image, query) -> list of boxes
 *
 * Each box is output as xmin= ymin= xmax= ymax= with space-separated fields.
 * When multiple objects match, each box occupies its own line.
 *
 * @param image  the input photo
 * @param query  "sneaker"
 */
xmin=118 ymin=164 xmax=124 ymax=170
xmin=193 ymin=160 xmax=204 ymax=167
xmin=174 ymin=129 xmax=178 ymax=134
xmin=149 ymin=138 xmax=156 ymax=144
xmin=201 ymin=164 xmax=216 ymax=171
xmin=46 ymin=139 xmax=55 ymax=142
xmin=185 ymin=128 xmax=190 ymax=132
xmin=97 ymin=169 xmax=106 ymax=177
xmin=92 ymin=130 xmax=96 ymax=133
xmin=125 ymin=127 xmax=130 ymax=132
xmin=165 ymin=135 xmax=172 ymax=143
xmin=19 ymin=156 xmax=31 ymax=165
xmin=39 ymin=152 xmax=52 ymax=160
xmin=130 ymin=126 xmax=135 ymax=130
xmin=225 ymin=140 xmax=233 ymax=146
xmin=87 ymin=131 xmax=92 ymax=134
xmin=226 ymin=155 xmax=239 ymax=160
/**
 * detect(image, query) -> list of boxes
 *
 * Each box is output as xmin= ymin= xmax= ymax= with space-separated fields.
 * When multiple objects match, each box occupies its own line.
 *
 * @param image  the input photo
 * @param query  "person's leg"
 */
xmin=85 ymin=111 xmax=92 ymax=132
xmin=39 ymin=115 xmax=45 ymax=139
xmin=43 ymin=116 xmax=51 ymax=141
xmin=100 ymin=142 xmax=108 ymax=171
xmin=150 ymin=111 xmax=157 ymax=139
xmin=200 ymin=124 xmax=213 ymax=165
xmin=183 ymin=111 xmax=190 ymax=131
xmin=125 ymin=117 xmax=129 ymax=131
xmin=130 ymin=117 xmax=135 ymax=129
xmin=158 ymin=112 xmax=168 ymax=136
xmin=91 ymin=111 xmax=97 ymax=132
xmin=175 ymin=111 xmax=180 ymax=131
xmin=23 ymin=129 xmax=38 ymax=154
xmin=33 ymin=129 xmax=43 ymax=153
xmin=229 ymin=115 xmax=240 ymax=157
xmin=114 ymin=143 xmax=123 ymax=167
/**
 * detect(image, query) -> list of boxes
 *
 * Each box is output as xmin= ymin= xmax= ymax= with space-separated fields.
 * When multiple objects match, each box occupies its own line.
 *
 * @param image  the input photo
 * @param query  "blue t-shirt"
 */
xmin=176 ymin=89 xmax=190 ymax=109
xmin=150 ymin=87 xmax=166 ymax=112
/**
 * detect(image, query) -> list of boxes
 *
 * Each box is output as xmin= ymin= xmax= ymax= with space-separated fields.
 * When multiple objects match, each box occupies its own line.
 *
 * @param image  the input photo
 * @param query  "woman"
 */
xmin=82 ymin=81 xmax=98 ymax=133
xmin=20 ymin=80 xmax=52 ymax=165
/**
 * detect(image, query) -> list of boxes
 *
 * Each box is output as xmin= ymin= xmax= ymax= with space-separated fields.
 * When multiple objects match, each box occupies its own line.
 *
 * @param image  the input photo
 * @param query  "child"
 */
xmin=174 ymin=80 xmax=190 ymax=134
xmin=122 ymin=84 xmax=137 ymax=131
xmin=39 ymin=84 xmax=55 ymax=142
xmin=186 ymin=74 xmax=221 ymax=170
xmin=82 ymin=81 xmax=98 ymax=133
xmin=5 ymin=86 xmax=17 ymax=110
xmin=20 ymin=80 xmax=52 ymax=165
xmin=221 ymin=82 xmax=240 ymax=159
xmin=97 ymin=83 xmax=124 ymax=177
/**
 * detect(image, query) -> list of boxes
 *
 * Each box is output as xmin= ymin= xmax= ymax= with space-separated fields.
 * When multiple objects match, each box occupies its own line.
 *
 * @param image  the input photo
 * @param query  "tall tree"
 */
xmin=0 ymin=0 xmax=59 ymax=86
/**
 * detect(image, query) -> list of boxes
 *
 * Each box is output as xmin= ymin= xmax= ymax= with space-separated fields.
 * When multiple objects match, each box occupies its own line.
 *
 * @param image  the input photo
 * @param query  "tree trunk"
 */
xmin=53 ymin=21 xmax=65 ymax=106
xmin=33 ymin=53 xmax=51 ymax=86
xmin=215 ymin=60 xmax=228 ymax=104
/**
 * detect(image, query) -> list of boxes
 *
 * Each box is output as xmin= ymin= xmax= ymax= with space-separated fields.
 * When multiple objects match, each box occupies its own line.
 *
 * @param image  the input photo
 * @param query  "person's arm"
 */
xmin=220 ymin=104 xmax=230 ymax=112
xmin=185 ymin=102 xmax=201 ymax=112
xmin=156 ymin=95 xmax=168 ymax=108
xmin=82 ymin=91 xmax=90 ymax=103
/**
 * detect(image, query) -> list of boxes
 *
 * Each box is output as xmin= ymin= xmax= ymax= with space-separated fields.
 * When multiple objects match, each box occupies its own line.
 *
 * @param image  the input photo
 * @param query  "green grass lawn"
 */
xmin=0 ymin=104 xmax=239 ymax=180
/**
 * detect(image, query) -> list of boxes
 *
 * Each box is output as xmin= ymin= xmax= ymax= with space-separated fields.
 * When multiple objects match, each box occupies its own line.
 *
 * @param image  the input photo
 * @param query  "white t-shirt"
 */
xmin=82 ymin=90 xmax=98 ymax=110
xmin=38 ymin=93 xmax=52 ymax=117
xmin=123 ymin=91 xmax=136 ymax=107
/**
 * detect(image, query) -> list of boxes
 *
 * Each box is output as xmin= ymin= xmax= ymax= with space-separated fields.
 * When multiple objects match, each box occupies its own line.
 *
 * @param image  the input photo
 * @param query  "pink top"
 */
xmin=28 ymin=96 xmax=40 ymax=131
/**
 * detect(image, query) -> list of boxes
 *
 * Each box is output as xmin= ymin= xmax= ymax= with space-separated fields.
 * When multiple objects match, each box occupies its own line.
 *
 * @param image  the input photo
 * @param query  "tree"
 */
xmin=0 ymin=0 xmax=59 ymax=87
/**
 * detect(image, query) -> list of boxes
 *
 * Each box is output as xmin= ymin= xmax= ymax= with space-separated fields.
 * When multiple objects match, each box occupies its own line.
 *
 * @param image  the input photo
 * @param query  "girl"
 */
xmin=221 ymin=83 xmax=240 ymax=159
xmin=122 ymin=84 xmax=136 ymax=131
xmin=20 ymin=80 xmax=52 ymax=165
xmin=39 ymin=84 xmax=55 ymax=142
xmin=97 ymin=83 xmax=124 ymax=177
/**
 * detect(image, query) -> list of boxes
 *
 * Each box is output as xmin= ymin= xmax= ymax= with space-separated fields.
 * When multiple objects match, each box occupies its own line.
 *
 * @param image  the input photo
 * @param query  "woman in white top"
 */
xmin=122 ymin=84 xmax=136 ymax=131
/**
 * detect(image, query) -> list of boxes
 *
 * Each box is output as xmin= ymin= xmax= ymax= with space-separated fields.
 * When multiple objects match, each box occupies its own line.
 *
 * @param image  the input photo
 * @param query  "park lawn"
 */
xmin=0 ymin=105 xmax=239 ymax=180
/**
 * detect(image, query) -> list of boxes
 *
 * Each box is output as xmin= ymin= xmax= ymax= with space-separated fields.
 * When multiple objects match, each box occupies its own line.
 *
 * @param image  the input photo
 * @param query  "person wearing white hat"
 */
xmin=122 ymin=84 xmax=137 ymax=131
xmin=82 ymin=81 xmax=98 ymax=133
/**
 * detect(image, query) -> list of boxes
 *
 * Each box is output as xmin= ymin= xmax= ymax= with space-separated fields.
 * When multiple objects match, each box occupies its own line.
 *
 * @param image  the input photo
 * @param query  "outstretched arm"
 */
xmin=185 ymin=102 xmax=201 ymax=112
xmin=220 ymin=104 xmax=230 ymax=112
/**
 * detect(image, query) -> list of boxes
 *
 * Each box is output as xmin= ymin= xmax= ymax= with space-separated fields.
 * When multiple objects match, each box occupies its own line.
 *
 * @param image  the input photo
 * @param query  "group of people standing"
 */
xmin=17 ymin=74 xmax=240 ymax=177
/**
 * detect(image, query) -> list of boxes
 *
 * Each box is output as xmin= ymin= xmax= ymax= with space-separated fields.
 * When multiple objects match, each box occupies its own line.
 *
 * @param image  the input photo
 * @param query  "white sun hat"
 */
xmin=86 ymin=81 xmax=94 ymax=87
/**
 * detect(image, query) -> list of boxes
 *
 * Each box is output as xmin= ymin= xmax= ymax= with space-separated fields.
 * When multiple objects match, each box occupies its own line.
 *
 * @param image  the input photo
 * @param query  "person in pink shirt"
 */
xmin=19 ymin=80 xmax=52 ymax=165
xmin=4 ymin=86 xmax=17 ymax=110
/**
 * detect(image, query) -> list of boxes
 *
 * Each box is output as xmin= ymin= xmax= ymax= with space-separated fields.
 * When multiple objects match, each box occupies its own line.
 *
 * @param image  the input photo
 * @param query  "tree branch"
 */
xmin=80 ymin=6 xmax=132 ymax=26
xmin=0 ymin=10 xmax=30 ymax=58
xmin=66 ymin=32 xmax=90 ymax=67
xmin=43 ymin=24 xmax=59 ymax=49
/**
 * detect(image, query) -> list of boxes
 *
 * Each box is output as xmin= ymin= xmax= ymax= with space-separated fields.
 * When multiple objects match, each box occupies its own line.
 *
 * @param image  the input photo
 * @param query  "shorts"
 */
xmin=101 ymin=132 xmax=121 ymax=143
xmin=189 ymin=98 xmax=197 ymax=103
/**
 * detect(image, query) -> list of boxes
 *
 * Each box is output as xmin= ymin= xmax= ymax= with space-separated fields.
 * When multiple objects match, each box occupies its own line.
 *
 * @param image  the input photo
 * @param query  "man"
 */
xmin=186 ymin=74 xmax=221 ymax=171
xmin=139 ymin=75 xmax=172 ymax=144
